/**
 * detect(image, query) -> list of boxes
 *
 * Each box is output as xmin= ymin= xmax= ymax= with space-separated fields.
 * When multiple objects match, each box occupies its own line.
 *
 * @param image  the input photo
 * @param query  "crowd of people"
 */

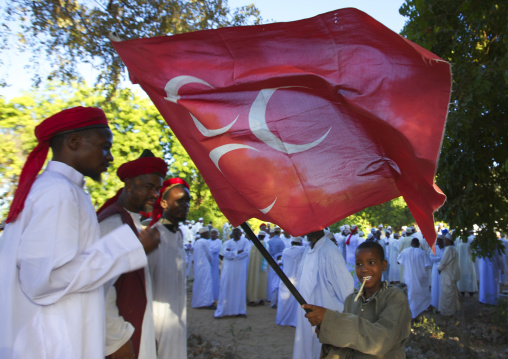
xmin=0 ymin=106 xmax=506 ymax=358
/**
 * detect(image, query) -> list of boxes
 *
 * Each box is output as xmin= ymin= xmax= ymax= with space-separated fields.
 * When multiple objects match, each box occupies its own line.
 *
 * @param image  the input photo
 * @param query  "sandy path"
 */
xmin=187 ymin=297 xmax=296 ymax=359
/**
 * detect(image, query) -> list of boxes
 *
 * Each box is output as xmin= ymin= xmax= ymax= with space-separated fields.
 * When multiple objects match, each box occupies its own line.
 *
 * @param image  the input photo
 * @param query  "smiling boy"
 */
xmin=303 ymin=241 xmax=411 ymax=358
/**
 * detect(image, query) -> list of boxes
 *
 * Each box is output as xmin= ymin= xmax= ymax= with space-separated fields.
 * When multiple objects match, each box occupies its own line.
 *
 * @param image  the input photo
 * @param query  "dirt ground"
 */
xmin=186 ymin=282 xmax=508 ymax=359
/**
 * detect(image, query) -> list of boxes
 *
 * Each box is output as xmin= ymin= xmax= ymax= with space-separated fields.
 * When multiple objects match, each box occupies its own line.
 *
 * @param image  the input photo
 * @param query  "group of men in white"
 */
xmin=2 ymin=107 xmax=506 ymax=359
xmin=184 ymin=220 xmax=508 ymax=359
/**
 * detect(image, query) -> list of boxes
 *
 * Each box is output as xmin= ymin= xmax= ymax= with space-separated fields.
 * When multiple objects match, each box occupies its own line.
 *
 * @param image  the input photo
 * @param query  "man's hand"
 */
xmin=110 ymin=340 xmax=135 ymax=359
xmin=238 ymin=249 xmax=244 ymax=254
xmin=139 ymin=227 xmax=160 ymax=254
xmin=302 ymin=304 xmax=327 ymax=327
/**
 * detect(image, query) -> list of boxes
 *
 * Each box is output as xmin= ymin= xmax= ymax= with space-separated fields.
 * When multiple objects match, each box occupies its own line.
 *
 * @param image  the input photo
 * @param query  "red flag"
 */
xmin=112 ymin=8 xmax=451 ymax=245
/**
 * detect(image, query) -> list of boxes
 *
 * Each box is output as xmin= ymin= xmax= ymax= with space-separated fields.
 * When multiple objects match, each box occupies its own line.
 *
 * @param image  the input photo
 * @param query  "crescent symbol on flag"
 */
xmin=248 ymin=88 xmax=332 ymax=154
xmin=209 ymin=144 xmax=259 ymax=173
xmin=164 ymin=76 xmax=238 ymax=137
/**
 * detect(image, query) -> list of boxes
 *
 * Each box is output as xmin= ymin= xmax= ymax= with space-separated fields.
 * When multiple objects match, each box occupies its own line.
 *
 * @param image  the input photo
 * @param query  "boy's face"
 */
xmin=355 ymin=248 xmax=387 ymax=293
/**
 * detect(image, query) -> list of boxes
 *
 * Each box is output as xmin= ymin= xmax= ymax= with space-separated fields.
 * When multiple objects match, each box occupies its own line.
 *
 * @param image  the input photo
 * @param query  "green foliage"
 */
xmin=329 ymin=197 xmax=416 ymax=235
xmin=0 ymin=0 xmax=262 ymax=90
xmin=0 ymin=83 xmax=227 ymax=226
xmin=400 ymin=0 xmax=508 ymax=257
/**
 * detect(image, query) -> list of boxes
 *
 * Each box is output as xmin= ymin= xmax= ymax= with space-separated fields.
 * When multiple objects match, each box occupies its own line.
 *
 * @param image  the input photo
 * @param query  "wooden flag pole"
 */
xmin=240 ymin=222 xmax=311 ymax=313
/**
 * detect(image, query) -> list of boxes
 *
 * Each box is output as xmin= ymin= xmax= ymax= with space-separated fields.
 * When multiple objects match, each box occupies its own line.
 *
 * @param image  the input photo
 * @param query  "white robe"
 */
xmin=209 ymin=238 xmax=222 ymax=301
xmin=429 ymin=246 xmax=443 ymax=309
xmin=456 ymin=241 xmax=478 ymax=293
xmin=214 ymin=238 xmax=249 ymax=317
xmin=437 ymin=246 xmax=460 ymax=316
xmin=293 ymin=237 xmax=354 ymax=359
xmin=397 ymin=235 xmax=413 ymax=283
xmin=0 ymin=161 xmax=145 ymax=359
xmin=500 ymin=238 xmax=508 ymax=286
xmin=100 ymin=211 xmax=157 ymax=359
xmin=276 ymin=245 xmax=306 ymax=327
xmin=398 ymin=247 xmax=432 ymax=318
xmin=344 ymin=234 xmax=362 ymax=288
xmin=388 ymin=237 xmax=401 ymax=282
xmin=191 ymin=238 xmax=214 ymax=308
xmin=334 ymin=233 xmax=346 ymax=260
xmin=478 ymin=255 xmax=502 ymax=305
xmin=148 ymin=223 xmax=187 ymax=359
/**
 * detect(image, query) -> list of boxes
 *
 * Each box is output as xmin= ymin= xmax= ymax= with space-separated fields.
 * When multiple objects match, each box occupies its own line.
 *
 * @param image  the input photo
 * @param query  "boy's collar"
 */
xmin=359 ymin=280 xmax=388 ymax=303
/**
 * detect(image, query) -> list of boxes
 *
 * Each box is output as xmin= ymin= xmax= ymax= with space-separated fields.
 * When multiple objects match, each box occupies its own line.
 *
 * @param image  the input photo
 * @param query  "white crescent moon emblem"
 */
xmin=209 ymin=144 xmax=259 ymax=173
xmin=190 ymin=113 xmax=239 ymax=137
xmin=259 ymin=198 xmax=277 ymax=214
xmin=164 ymin=75 xmax=212 ymax=103
xmin=248 ymin=88 xmax=332 ymax=154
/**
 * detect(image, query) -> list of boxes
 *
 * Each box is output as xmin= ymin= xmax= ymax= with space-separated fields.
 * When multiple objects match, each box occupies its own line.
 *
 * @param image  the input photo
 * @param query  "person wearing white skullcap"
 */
xmin=191 ymin=227 xmax=214 ymax=309
xmin=276 ymin=236 xmax=306 ymax=327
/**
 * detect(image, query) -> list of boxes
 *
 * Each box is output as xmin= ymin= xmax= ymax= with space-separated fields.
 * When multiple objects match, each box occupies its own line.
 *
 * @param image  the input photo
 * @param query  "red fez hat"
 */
xmin=149 ymin=178 xmax=190 ymax=227
xmin=96 ymin=152 xmax=168 ymax=215
xmin=7 ymin=107 xmax=108 ymax=223
xmin=117 ymin=157 xmax=168 ymax=182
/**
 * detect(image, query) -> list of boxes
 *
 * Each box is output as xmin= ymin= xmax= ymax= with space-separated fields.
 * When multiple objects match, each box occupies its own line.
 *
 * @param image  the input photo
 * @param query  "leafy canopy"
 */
xmin=0 ymin=0 xmax=262 ymax=89
xmin=400 ymin=0 xmax=507 ymax=257
xmin=0 ymin=83 xmax=228 ymax=226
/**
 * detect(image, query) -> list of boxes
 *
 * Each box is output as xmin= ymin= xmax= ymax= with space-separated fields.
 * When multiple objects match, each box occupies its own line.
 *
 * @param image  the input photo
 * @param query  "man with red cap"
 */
xmin=97 ymin=150 xmax=167 ymax=359
xmin=147 ymin=177 xmax=191 ymax=359
xmin=0 ymin=107 xmax=157 ymax=358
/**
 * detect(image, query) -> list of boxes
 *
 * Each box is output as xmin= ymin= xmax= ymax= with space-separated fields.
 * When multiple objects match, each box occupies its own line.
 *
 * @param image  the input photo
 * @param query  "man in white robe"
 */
xmin=456 ymin=236 xmax=478 ymax=295
xmin=293 ymin=230 xmax=354 ymax=359
xmin=397 ymin=238 xmax=432 ymax=318
xmin=148 ymin=178 xmax=191 ymax=359
xmin=247 ymin=230 xmax=268 ymax=305
xmin=388 ymin=232 xmax=401 ymax=283
xmin=437 ymin=235 xmax=461 ymax=316
xmin=191 ymin=227 xmax=214 ymax=308
xmin=267 ymin=227 xmax=286 ymax=307
xmin=98 ymin=152 xmax=168 ymax=359
xmin=430 ymin=236 xmax=445 ymax=309
xmin=215 ymin=227 xmax=250 ymax=317
xmin=276 ymin=237 xmax=306 ymax=327
xmin=0 ymin=107 xmax=151 ymax=358
xmin=209 ymin=228 xmax=222 ymax=303
xmin=344 ymin=225 xmax=362 ymax=288
xmin=334 ymin=226 xmax=347 ymax=260
xmin=398 ymin=227 xmax=415 ymax=284
xmin=478 ymin=253 xmax=503 ymax=305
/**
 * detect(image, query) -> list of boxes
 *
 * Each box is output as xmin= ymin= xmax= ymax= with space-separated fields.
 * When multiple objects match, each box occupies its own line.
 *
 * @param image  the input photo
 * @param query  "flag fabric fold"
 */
xmin=112 ymin=7 xmax=451 ymax=245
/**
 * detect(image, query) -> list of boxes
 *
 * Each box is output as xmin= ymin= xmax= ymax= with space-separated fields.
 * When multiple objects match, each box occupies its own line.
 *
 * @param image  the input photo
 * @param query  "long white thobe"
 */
xmin=429 ymin=246 xmax=443 ymax=309
xmin=397 ymin=235 xmax=414 ymax=283
xmin=388 ymin=237 xmax=401 ymax=282
xmin=334 ymin=233 xmax=346 ymax=260
xmin=437 ymin=246 xmax=460 ymax=315
xmin=148 ymin=223 xmax=187 ymax=359
xmin=191 ymin=238 xmax=214 ymax=308
xmin=209 ymin=238 xmax=222 ymax=301
xmin=478 ymin=255 xmax=503 ymax=305
xmin=500 ymin=238 xmax=508 ymax=286
xmin=456 ymin=241 xmax=478 ymax=293
xmin=0 ymin=161 xmax=145 ymax=359
xmin=214 ymin=238 xmax=249 ymax=317
xmin=99 ymin=211 xmax=157 ymax=359
xmin=398 ymin=247 xmax=432 ymax=318
xmin=276 ymin=245 xmax=306 ymax=327
xmin=344 ymin=234 xmax=362 ymax=288
xmin=293 ymin=237 xmax=354 ymax=359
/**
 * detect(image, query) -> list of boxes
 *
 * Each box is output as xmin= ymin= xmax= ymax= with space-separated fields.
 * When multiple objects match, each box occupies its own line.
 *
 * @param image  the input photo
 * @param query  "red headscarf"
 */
xmin=148 ymin=178 xmax=190 ymax=227
xmin=345 ymin=225 xmax=359 ymax=245
xmin=96 ymin=156 xmax=168 ymax=215
xmin=7 ymin=107 xmax=108 ymax=223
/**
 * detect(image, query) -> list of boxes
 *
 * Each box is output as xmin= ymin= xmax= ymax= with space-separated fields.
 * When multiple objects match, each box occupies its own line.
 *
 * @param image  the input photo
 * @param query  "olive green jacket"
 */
xmin=319 ymin=281 xmax=411 ymax=359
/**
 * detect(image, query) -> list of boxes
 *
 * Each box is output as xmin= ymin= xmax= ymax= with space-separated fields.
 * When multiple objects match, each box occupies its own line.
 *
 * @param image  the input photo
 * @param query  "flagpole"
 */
xmin=240 ymin=222 xmax=311 ymax=313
